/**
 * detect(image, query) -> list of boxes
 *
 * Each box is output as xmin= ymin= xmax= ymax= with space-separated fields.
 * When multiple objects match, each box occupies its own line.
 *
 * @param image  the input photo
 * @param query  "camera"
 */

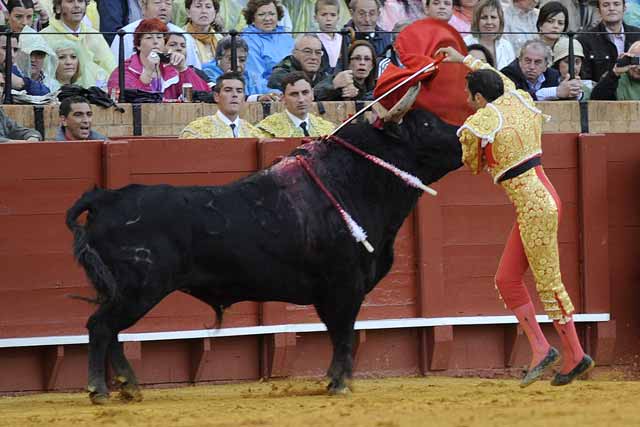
xmin=616 ymin=55 xmax=640 ymax=67
xmin=157 ymin=52 xmax=172 ymax=64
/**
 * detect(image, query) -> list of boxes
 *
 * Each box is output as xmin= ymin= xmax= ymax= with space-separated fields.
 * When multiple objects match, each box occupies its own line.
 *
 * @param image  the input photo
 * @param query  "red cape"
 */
xmin=374 ymin=19 xmax=474 ymax=126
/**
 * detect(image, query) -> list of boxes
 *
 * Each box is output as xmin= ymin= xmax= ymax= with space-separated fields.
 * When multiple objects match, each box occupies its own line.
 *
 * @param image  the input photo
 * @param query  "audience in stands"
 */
xmin=98 ymin=0 xmax=143 ymax=45
xmin=501 ymin=39 xmax=582 ymax=100
xmin=48 ymin=38 xmax=97 ymax=89
xmin=449 ymin=0 xmax=477 ymax=34
xmin=41 ymin=0 xmax=115 ymax=89
xmin=283 ymin=0 xmax=349 ymax=33
xmin=165 ymin=32 xmax=213 ymax=85
xmin=256 ymin=71 xmax=335 ymax=137
xmin=315 ymin=39 xmax=377 ymax=101
xmin=111 ymin=0 xmax=201 ymax=68
xmin=107 ymin=18 xmax=210 ymax=100
xmin=56 ymin=95 xmax=106 ymax=141
xmin=0 ymin=74 xmax=42 ymax=140
xmin=503 ymin=0 xmax=540 ymax=54
xmin=0 ymin=26 xmax=50 ymax=95
xmin=467 ymin=42 xmax=495 ymax=66
xmin=181 ymin=71 xmax=262 ymax=138
xmin=591 ymin=40 xmax=640 ymax=100
xmin=539 ymin=0 xmax=600 ymax=32
xmin=242 ymin=0 xmax=295 ymax=93
xmin=423 ymin=0 xmax=454 ymax=22
xmin=551 ymin=37 xmax=593 ymax=100
xmin=184 ymin=0 xmax=221 ymax=65
xmin=578 ymin=0 xmax=640 ymax=81
xmin=537 ymin=1 xmax=568 ymax=49
xmin=344 ymin=0 xmax=393 ymax=56
xmin=463 ymin=0 xmax=515 ymax=69
xmin=268 ymin=34 xmax=330 ymax=91
xmin=315 ymin=0 xmax=343 ymax=70
xmin=202 ymin=36 xmax=279 ymax=101
xmin=5 ymin=0 xmax=50 ymax=32
xmin=20 ymin=33 xmax=58 ymax=92
xmin=377 ymin=0 xmax=424 ymax=31
xmin=376 ymin=20 xmax=408 ymax=76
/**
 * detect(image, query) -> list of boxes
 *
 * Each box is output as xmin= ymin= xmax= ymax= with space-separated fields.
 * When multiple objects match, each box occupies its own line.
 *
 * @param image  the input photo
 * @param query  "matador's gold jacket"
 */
xmin=457 ymin=56 xmax=549 ymax=183
xmin=256 ymin=112 xmax=336 ymax=138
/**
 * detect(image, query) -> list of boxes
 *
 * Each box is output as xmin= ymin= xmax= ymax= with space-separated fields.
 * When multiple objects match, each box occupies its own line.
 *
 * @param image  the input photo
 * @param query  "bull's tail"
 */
xmin=66 ymin=188 xmax=119 ymax=305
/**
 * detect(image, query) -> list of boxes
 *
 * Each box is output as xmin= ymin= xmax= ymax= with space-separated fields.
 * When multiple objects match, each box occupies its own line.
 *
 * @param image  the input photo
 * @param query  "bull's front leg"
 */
xmin=315 ymin=293 xmax=364 ymax=395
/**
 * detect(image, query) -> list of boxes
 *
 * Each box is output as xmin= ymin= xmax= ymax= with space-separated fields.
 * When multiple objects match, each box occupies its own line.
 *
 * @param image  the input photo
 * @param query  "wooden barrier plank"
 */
xmin=128 ymin=139 xmax=259 ymax=173
xmin=0 ymin=178 xmax=99 ymax=215
xmin=0 ymin=214 xmax=71 ymax=255
xmin=0 ymin=253 xmax=85 ymax=291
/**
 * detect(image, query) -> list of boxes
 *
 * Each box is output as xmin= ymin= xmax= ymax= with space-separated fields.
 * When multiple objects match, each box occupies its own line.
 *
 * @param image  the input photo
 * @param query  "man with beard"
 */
xmin=256 ymin=71 xmax=335 ymax=137
xmin=56 ymin=96 xmax=106 ymax=141
xmin=268 ymin=34 xmax=330 ymax=91
xmin=591 ymin=41 xmax=640 ymax=99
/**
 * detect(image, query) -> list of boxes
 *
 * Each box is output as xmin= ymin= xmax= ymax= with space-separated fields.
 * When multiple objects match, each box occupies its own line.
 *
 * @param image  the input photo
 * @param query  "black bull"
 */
xmin=66 ymin=110 xmax=463 ymax=404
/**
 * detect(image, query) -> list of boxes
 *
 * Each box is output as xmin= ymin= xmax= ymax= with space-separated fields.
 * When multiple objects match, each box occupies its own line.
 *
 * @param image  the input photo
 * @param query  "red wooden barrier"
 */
xmin=0 ymin=133 xmax=631 ymax=393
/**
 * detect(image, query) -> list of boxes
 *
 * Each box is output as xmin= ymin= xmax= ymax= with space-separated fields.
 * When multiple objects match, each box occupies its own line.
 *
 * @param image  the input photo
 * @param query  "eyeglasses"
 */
xmin=296 ymin=48 xmax=324 ymax=57
xmin=350 ymin=55 xmax=373 ymax=62
xmin=256 ymin=11 xmax=277 ymax=18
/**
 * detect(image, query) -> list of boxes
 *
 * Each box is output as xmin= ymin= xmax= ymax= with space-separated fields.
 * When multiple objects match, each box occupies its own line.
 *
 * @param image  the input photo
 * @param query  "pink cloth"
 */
xmin=107 ymin=53 xmax=210 ymax=100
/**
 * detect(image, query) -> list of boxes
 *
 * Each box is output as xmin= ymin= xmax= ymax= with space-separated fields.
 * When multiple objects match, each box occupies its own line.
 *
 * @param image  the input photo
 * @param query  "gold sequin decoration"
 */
xmin=500 ymin=168 xmax=575 ymax=323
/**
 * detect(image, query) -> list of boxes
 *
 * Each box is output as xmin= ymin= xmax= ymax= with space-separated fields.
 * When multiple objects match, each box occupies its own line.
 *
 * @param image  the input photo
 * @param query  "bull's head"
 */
xmin=374 ymin=83 xmax=421 ymax=124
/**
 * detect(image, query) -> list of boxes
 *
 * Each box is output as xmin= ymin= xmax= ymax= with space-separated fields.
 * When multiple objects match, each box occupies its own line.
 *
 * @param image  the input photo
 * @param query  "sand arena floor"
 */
xmin=1 ymin=376 xmax=639 ymax=427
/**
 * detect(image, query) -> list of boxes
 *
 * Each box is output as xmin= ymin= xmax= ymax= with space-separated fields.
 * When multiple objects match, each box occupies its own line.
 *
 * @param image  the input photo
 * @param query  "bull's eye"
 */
xmin=423 ymin=122 xmax=430 ymax=127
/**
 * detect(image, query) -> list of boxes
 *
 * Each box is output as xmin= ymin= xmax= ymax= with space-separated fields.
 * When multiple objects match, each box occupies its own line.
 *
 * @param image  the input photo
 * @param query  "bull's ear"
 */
xmin=383 ymin=82 xmax=421 ymax=124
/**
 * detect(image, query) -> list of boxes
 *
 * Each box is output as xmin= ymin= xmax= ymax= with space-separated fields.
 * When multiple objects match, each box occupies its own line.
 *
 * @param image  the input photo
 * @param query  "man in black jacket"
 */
xmin=268 ymin=34 xmax=330 ymax=91
xmin=501 ymin=39 xmax=582 ymax=100
xmin=343 ymin=0 xmax=393 ymax=57
xmin=578 ymin=0 xmax=640 ymax=82
xmin=591 ymin=41 xmax=640 ymax=100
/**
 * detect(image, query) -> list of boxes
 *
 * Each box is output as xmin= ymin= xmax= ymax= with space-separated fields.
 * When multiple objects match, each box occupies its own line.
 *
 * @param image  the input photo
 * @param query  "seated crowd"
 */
xmin=0 ymin=0 xmax=639 ymax=142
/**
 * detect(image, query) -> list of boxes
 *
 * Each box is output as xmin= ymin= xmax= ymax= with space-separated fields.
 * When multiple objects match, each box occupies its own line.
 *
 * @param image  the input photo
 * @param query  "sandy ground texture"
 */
xmin=1 ymin=376 xmax=639 ymax=427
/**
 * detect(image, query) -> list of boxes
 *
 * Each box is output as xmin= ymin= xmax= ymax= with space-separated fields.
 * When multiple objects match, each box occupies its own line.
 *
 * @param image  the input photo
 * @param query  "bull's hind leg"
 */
xmin=109 ymin=339 xmax=143 ymax=402
xmin=86 ymin=305 xmax=117 ymax=405
xmin=315 ymin=292 xmax=365 ymax=395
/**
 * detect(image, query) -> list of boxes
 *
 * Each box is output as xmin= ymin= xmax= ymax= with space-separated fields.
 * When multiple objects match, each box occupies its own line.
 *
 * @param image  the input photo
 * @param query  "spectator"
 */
xmin=578 ymin=0 xmax=640 ymax=81
xmin=449 ymin=0 xmax=477 ymax=34
xmin=106 ymin=18 xmax=210 ymax=100
xmin=283 ymin=0 xmax=350 ymax=33
xmin=201 ymin=35 xmax=279 ymax=100
xmin=98 ymin=0 xmax=143 ymax=45
xmin=256 ymin=71 xmax=335 ymax=137
xmin=48 ymin=38 xmax=100 ymax=88
xmin=539 ymin=0 xmax=600 ymax=32
xmin=181 ymin=71 xmax=262 ymax=138
xmin=41 ymin=0 xmax=115 ymax=88
xmin=5 ymin=0 xmax=50 ymax=31
xmin=164 ymin=32 xmax=213 ymax=85
xmin=591 ymin=40 xmax=640 ymax=99
xmin=501 ymin=39 xmax=582 ymax=100
xmin=315 ymin=0 xmax=343 ymax=70
xmin=315 ymin=39 xmax=377 ymax=100
xmin=503 ymin=0 xmax=540 ymax=55
xmin=110 ymin=0 xmax=202 ymax=68
xmin=56 ymin=95 xmax=106 ymax=141
xmin=551 ymin=37 xmax=593 ymax=99
xmin=463 ymin=0 xmax=515 ymax=69
xmin=0 ymin=26 xmax=50 ymax=95
xmin=376 ymin=20 xmax=408 ymax=76
xmin=423 ymin=0 xmax=454 ymax=21
xmin=467 ymin=42 xmax=495 ymax=66
xmin=537 ymin=1 xmax=569 ymax=49
xmin=0 ymin=74 xmax=41 ymax=140
xmin=344 ymin=0 xmax=393 ymax=56
xmin=184 ymin=0 xmax=221 ymax=64
xmin=19 ymin=34 xmax=59 ymax=92
xmin=268 ymin=34 xmax=330 ymax=91
xmin=378 ymin=0 xmax=425 ymax=31
xmin=241 ymin=0 xmax=294 ymax=92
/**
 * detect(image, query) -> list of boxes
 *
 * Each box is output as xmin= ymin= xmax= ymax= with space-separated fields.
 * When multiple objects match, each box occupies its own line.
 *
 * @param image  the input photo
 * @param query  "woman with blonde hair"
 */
xmin=463 ymin=0 xmax=514 ymax=69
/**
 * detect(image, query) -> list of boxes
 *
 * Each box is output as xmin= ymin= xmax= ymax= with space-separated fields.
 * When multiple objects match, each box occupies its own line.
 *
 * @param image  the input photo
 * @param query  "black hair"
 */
xmin=6 ymin=0 xmax=35 ymax=13
xmin=466 ymin=43 xmax=495 ymax=67
xmin=280 ymin=70 xmax=312 ymax=93
xmin=465 ymin=69 xmax=504 ymax=102
xmin=60 ymin=95 xmax=91 ymax=117
xmin=536 ymin=1 xmax=569 ymax=32
xmin=214 ymin=71 xmax=245 ymax=93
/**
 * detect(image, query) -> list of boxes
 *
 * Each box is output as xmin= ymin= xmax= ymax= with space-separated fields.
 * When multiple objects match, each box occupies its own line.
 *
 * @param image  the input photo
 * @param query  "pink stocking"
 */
xmin=553 ymin=319 xmax=586 ymax=373
xmin=514 ymin=302 xmax=551 ymax=368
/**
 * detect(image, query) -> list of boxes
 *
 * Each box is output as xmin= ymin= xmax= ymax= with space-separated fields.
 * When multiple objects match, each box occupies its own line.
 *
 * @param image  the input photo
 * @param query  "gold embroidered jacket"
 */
xmin=457 ymin=56 xmax=547 ymax=183
xmin=179 ymin=114 xmax=262 ymax=139
xmin=255 ymin=112 xmax=336 ymax=138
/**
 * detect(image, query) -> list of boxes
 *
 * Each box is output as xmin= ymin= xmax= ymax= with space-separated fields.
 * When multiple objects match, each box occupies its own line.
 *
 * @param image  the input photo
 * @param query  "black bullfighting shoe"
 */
xmin=520 ymin=346 xmax=560 ymax=388
xmin=550 ymin=354 xmax=595 ymax=386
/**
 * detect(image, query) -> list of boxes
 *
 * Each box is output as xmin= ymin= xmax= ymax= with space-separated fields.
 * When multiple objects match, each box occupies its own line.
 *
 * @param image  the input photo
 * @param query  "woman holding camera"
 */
xmin=107 ymin=18 xmax=210 ymax=101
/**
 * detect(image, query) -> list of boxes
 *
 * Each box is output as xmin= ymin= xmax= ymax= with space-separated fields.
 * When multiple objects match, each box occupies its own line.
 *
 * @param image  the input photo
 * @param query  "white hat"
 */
xmin=552 ymin=37 xmax=584 ymax=64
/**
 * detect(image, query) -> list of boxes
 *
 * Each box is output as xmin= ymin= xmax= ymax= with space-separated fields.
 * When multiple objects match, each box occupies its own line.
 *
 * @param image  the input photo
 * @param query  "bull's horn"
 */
xmin=383 ymin=82 xmax=421 ymax=123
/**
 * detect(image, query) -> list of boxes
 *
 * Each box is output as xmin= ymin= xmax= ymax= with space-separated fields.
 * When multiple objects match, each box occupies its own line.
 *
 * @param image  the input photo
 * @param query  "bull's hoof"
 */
xmin=327 ymin=380 xmax=352 ymax=396
xmin=89 ymin=391 xmax=110 ymax=405
xmin=118 ymin=385 xmax=143 ymax=402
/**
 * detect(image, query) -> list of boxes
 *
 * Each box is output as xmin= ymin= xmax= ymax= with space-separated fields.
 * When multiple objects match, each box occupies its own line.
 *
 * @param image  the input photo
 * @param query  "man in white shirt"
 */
xmin=503 ymin=0 xmax=540 ymax=54
xmin=180 ymin=71 xmax=261 ymax=139
xmin=110 ymin=0 xmax=201 ymax=69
